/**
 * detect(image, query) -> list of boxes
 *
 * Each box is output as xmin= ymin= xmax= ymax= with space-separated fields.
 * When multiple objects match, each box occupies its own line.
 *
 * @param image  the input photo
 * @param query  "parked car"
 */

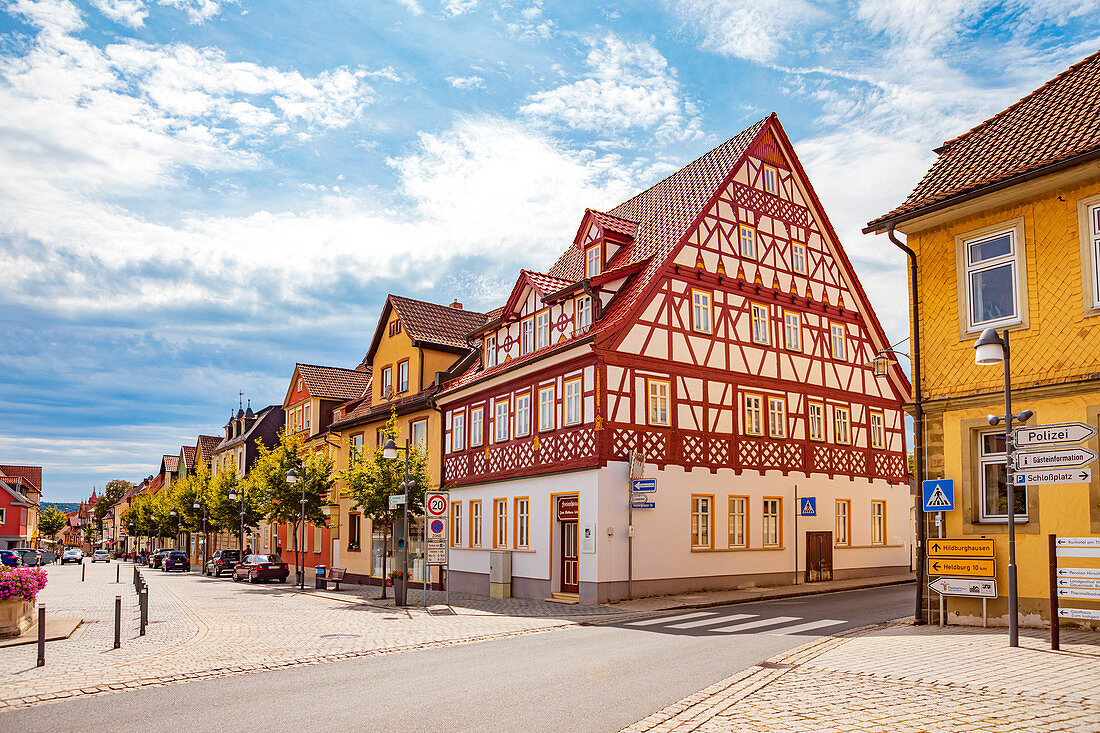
xmin=204 ymin=549 xmax=242 ymax=578
xmin=61 ymin=548 xmax=83 ymax=564
xmin=0 ymin=550 xmax=22 ymax=567
xmin=232 ymin=554 xmax=289 ymax=584
xmin=39 ymin=550 xmax=56 ymax=564
xmin=12 ymin=548 xmax=42 ymax=566
xmin=148 ymin=549 xmax=170 ymax=569
xmin=162 ymin=551 xmax=190 ymax=572
xmin=91 ymin=549 xmax=111 ymax=563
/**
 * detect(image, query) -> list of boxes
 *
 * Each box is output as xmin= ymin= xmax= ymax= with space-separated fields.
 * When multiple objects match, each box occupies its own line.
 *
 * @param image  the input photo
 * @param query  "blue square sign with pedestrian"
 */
xmin=921 ymin=479 xmax=955 ymax=512
xmin=799 ymin=497 xmax=816 ymax=516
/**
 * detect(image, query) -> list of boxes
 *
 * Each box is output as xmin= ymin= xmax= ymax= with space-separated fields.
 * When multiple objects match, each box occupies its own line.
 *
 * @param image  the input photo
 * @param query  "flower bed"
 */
xmin=0 ymin=566 xmax=48 ymax=602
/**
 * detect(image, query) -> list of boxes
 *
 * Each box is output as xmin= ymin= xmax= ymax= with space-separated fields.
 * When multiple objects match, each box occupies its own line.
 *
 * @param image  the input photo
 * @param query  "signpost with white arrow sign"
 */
xmin=929 ymin=577 xmax=997 ymax=598
xmin=1049 ymin=534 xmax=1100 ymax=651
xmin=1013 ymin=468 xmax=1092 ymax=486
xmin=1014 ymin=422 xmax=1097 ymax=447
xmin=1013 ymin=447 xmax=1096 ymax=471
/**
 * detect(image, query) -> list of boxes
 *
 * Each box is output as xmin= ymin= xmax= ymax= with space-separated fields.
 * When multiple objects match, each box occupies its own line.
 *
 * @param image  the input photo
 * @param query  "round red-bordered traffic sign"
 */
xmin=426 ymin=494 xmax=448 ymax=516
xmin=430 ymin=519 xmax=445 ymax=535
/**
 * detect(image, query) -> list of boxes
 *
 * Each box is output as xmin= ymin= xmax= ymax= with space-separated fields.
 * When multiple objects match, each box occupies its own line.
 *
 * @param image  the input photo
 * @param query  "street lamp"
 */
xmin=973 ymin=327 xmax=1033 ymax=648
xmin=382 ymin=438 xmax=413 ymax=607
xmin=286 ymin=469 xmax=304 ymax=589
xmin=128 ymin=522 xmax=134 ymax=559
xmin=228 ymin=487 xmax=247 ymax=551
xmin=193 ymin=501 xmax=208 ymax=572
xmin=169 ymin=509 xmax=178 ymax=550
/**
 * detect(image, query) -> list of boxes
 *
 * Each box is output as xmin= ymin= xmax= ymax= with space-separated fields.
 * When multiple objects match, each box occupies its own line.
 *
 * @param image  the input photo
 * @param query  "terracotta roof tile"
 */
xmin=585 ymin=208 xmax=638 ymax=239
xmin=162 ymin=455 xmax=178 ymax=473
xmin=524 ymin=271 xmax=573 ymax=296
xmin=389 ymin=295 xmax=489 ymax=350
xmin=0 ymin=465 xmax=41 ymax=492
xmin=869 ymin=49 xmax=1100 ymax=228
xmin=180 ymin=445 xmax=196 ymax=470
xmin=196 ymin=435 xmax=221 ymax=459
xmin=297 ymin=363 xmax=372 ymax=401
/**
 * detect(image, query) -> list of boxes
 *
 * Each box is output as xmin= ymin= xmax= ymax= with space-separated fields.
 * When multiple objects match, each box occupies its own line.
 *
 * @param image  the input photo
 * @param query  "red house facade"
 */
xmin=437 ymin=115 xmax=912 ymax=603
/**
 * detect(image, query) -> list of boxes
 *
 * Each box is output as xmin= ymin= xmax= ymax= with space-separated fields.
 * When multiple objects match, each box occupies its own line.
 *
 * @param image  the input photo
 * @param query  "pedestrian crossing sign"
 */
xmin=799 ymin=497 xmax=816 ymax=516
xmin=921 ymin=480 xmax=955 ymax=512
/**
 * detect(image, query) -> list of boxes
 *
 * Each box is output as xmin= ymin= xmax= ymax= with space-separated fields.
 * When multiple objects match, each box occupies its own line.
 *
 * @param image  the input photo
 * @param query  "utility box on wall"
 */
xmin=489 ymin=550 xmax=512 ymax=598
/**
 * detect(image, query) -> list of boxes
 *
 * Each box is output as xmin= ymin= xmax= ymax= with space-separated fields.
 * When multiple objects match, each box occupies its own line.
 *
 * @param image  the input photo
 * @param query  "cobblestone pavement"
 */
xmin=0 ymin=562 xmax=630 ymax=710
xmin=622 ymin=621 xmax=1100 ymax=733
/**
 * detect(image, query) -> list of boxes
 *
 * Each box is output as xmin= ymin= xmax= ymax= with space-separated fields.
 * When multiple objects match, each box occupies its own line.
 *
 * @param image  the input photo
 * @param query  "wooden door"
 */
xmin=560 ymin=521 xmax=579 ymax=593
xmin=805 ymin=531 xmax=833 ymax=582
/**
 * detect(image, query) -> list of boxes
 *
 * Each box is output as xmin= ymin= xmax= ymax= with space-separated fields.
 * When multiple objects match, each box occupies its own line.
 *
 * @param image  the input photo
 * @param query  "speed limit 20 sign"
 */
xmin=425 ymin=492 xmax=448 ymax=540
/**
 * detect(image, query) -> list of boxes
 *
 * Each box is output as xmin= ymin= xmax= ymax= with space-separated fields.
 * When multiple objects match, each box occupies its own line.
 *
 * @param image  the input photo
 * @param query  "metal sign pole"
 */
xmin=793 ymin=485 xmax=799 ymax=585
xmin=1003 ymin=329 xmax=1019 ymax=648
xmin=938 ymin=517 xmax=945 ymax=627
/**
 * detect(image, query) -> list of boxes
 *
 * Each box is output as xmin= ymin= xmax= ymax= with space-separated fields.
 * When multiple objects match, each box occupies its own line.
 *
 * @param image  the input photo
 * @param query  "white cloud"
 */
xmin=447 ymin=74 xmax=484 ymax=89
xmin=91 ymin=0 xmax=148 ymax=28
xmin=442 ymin=0 xmax=476 ymax=16
xmin=392 ymin=0 xmax=425 ymax=16
xmin=160 ymin=0 xmax=229 ymax=23
xmin=665 ymin=0 xmax=829 ymax=63
xmin=521 ymin=34 xmax=701 ymax=142
xmin=503 ymin=0 xmax=554 ymax=40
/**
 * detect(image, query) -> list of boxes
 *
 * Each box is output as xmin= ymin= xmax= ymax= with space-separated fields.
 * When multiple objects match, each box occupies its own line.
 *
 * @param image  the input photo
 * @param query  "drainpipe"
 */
xmin=581 ymin=279 xmax=601 ymax=321
xmin=888 ymin=225 xmax=926 ymax=626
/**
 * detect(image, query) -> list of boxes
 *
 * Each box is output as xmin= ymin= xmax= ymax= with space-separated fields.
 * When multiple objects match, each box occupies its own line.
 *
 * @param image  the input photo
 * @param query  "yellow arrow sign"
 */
xmin=929 ymin=558 xmax=995 ymax=578
xmin=927 ymin=538 xmax=994 ymax=558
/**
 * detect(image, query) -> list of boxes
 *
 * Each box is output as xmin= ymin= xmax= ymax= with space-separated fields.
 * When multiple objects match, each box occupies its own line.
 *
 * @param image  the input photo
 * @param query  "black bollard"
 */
xmin=114 ymin=595 xmax=121 ymax=649
xmin=81 ymin=562 xmax=85 ymax=582
xmin=37 ymin=603 xmax=45 ymax=667
xmin=139 ymin=589 xmax=148 ymax=636
xmin=116 ymin=564 xmax=120 ymax=583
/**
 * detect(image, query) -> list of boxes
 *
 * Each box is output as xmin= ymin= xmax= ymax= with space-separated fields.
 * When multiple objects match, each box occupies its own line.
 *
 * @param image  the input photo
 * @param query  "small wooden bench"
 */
xmin=327 ymin=567 xmax=346 ymax=590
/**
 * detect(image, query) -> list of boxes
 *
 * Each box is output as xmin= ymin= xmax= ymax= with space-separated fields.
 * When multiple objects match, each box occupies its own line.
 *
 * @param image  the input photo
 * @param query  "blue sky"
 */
xmin=2 ymin=0 xmax=1098 ymax=501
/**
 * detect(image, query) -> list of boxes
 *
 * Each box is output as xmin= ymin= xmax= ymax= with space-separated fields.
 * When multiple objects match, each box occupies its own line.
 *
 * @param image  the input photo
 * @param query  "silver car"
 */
xmin=91 ymin=549 xmax=111 ymax=563
xmin=61 ymin=548 xmax=83 ymax=564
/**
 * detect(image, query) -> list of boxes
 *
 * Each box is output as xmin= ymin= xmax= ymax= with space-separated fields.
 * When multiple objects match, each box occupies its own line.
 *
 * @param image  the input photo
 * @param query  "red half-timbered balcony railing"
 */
xmin=444 ymin=423 xmax=599 ymax=487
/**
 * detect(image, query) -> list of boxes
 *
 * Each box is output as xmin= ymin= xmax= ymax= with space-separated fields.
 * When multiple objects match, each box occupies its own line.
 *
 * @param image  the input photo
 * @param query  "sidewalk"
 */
xmin=296 ymin=572 xmax=916 ymax=618
xmin=622 ymin=620 xmax=1100 ymax=732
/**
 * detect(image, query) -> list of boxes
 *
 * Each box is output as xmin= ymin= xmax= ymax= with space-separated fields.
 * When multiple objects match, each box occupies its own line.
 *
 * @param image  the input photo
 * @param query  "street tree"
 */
xmin=38 ymin=506 xmax=67 ymax=542
xmin=341 ymin=410 xmax=431 ymax=598
xmin=94 ymin=479 xmax=132 ymax=529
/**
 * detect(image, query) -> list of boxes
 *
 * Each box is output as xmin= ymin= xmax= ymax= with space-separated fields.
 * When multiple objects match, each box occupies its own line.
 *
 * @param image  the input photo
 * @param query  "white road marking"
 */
xmin=627 ymin=611 xmax=715 ymax=626
xmin=764 ymin=618 xmax=846 ymax=635
xmin=710 ymin=616 xmax=800 ymax=633
xmin=668 ymin=613 xmax=755 ymax=629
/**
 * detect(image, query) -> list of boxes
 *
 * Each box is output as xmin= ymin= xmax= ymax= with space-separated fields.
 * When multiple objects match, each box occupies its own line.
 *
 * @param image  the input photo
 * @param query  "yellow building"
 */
xmin=325 ymin=295 xmax=487 ymax=586
xmin=867 ymin=51 xmax=1100 ymax=627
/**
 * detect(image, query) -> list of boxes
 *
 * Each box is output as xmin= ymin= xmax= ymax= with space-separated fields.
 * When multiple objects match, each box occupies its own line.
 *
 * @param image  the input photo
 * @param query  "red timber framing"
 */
xmin=439 ymin=114 xmax=909 ymax=489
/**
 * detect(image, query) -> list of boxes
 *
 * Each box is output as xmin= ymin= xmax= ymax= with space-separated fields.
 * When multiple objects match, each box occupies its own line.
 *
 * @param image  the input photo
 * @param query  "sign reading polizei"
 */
xmin=1013 ymin=422 xmax=1097 ymax=447
xmin=1013 ymin=447 xmax=1096 ymax=470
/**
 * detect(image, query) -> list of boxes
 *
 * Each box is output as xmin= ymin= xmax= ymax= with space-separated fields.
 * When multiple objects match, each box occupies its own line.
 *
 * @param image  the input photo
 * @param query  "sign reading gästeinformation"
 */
xmin=1014 ymin=447 xmax=1096 ymax=471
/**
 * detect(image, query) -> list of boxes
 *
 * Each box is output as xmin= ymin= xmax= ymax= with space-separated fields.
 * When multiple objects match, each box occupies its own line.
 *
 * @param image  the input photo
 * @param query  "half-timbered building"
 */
xmin=437 ymin=114 xmax=912 ymax=603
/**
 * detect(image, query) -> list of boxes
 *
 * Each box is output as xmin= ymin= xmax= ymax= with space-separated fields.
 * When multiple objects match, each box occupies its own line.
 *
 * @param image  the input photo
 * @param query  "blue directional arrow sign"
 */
xmin=922 ymin=480 xmax=955 ymax=512
xmin=799 ymin=497 xmax=816 ymax=516
xmin=631 ymin=478 xmax=656 ymax=493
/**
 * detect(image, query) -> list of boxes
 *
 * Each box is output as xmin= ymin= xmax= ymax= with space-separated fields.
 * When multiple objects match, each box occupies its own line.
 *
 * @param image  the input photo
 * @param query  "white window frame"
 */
xmin=538 ymin=385 xmax=555 ymax=432
xmin=521 ymin=317 xmax=534 ymax=355
xmin=743 ymin=394 xmax=764 ymax=436
xmin=514 ymin=392 xmax=531 ymax=438
xmin=563 ymin=378 xmax=582 ymax=426
xmin=411 ymin=419 xmax=427 ymax=451
xmin=957 ymin=218 xmax=1026 ymax=334
xmin=871 ymin=500 xmax=886 ymax=546
xmin=585 ymin=245 xmax=601 ymax=278
xmin=762 ymin=164 xmax=778 ymax=195
xmin=484 ymin=335 xmax=497 ymax=368
xmin=783 ymin=311 xmax=801 ymax=351
xmin=978 ymin=431 xmax=1027 ymax=522
xmin=791 ymin=242 xmax=807 ymax=275
xmin=494 ymin=398 xmax=510 ymax=443
xmin=751 ymin=304 xmax=769 ymax=345
xmin=647 ymin=379 xmax=670 ymax=427
xmin=829 ymin=322 xmax=846 ymax=361
xmin=398 ymin=360 xmax=409 ymax=393
xmin=739 ymin=224 xmax=756 ymax=259
xmin=470 ymin=500 xmax=482 ymax=547
xmin=452 ymin=411 xmax=466 ymax=452
xmin=728 ymin=497 xmax=747 ymax=548
xmin=1079 ymin=197 xmax=1100 ymax=313
xmin=575 ymin=295 xmax=592 ymax=334
xmin=692 ymin=290 xmax=712 ymax=333
xmin=380 ymin=367 xmax=392 ymax=397
xmin=762 ymin=498 xmax=781 ymax=547
xmin=832 ymin=406 xmax=850 ymax=445
xmin=836 ymin=500 xmax=850 ymax=546
xmin=451 ymin=502 xmax=463 ymax=546
xmin=536 ymin=311 xmax=550 ymax=350
xmin=691 ymin=495 xmax=712 ymax=549
xmin=470 ymin=406 xmax=484 ymax=447
xmin=495 ymin=499 xmax=508 ymax=548
xmin=808 ymin=401 xmax=825 ymax=441
xmin=515 ymin=498 xmax=529 ymax=549
xmin=767 ymin=396 xmax=786 ymax=438
xmin=870 ymin=411 xmax=885 ymax=450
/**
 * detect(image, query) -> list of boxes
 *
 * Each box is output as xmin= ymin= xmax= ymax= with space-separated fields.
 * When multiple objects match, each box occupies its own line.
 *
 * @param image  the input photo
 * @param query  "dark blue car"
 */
xmin=0 ymin=550 xmax=22 ymax=567
xmin=162 ymin=551 xmax=190 ymax=572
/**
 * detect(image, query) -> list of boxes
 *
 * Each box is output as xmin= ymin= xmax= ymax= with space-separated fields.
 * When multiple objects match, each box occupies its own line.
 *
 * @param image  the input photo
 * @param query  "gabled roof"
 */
xmin=161 ymin=455 xmax=178 ymax=474
xmin=572 ymin=208 xmax=638 ymax=245
xmin=294 ymin=363 xmax=372 ymax=402
xmin=196 ymin=435 xmax=221 ymax=459
xmin=364 ymin=295 xmax=489 ymax=365
xmin=180 ymin=445 xmax=196 ymax=471
xmin=0 ymin=478 xmax=36 ymax=508
xmin=868 ymin=49 xmax=1100 ymax=230
xmin=0 ymin=465 xmax=41 ymax=492
xmin=216 ymin=404 xmax=284 ymax=451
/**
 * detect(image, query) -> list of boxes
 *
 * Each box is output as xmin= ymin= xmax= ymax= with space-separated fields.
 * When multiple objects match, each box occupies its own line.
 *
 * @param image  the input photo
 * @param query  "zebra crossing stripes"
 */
xmin=667 ymin=613 xmax=754 ymax=629
xmin=626 ymin=611 xmax=715 ymax=627
xmin=765 ymin=618 xmax=845 ymax=635
xmin=624 ymin=610 xmax=848 ymax=636
xmin=710 ymin=616 xmax=800 ymax=633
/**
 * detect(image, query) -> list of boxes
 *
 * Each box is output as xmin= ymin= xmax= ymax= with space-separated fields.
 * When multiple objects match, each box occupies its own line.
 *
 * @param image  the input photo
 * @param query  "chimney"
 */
xmin=449 ymin=300 xmax=463 ymax=310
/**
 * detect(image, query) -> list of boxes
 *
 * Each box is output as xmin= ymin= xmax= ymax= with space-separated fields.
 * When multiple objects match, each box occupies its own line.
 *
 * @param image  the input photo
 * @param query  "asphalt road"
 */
xmin=4 ymin=583 xmax=912 ymax=733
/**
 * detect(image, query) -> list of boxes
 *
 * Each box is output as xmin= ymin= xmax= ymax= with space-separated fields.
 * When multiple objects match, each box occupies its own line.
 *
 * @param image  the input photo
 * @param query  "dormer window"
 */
xmin=484 ymin=335 xmax=497 ymax=368
xmin=521 ymin=317 xmax=534 ymax=355
xmin=575 ymin=295 xmax=592 ymax=334
xmin=585 ymin=245 xmax=601 ymax=278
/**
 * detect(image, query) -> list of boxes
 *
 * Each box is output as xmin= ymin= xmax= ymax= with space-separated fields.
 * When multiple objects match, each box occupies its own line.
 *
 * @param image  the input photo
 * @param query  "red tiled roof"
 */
xmin=196 ymin=435 xmax=221 ymax=459
xmin=180 ymin=445 xmax=196 ymax=470
xmin=389 ymin=295 xmax=489 ymax=351
xmin=297 ymin=363 xmax=372 ymax=401
xmin=0 ymin=465 xmax=41 ymax=492
xmin=524 ymin=271 xmax=573 ymax=296
xmin=868 ymin=49 xmax=1100 ymax=229
xmin=162 ymin=455 xmax=178 ymax=473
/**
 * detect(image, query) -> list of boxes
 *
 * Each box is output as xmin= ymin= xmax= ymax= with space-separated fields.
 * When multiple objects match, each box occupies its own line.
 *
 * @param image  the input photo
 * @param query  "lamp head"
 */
xmin=1017 ymin=409 xmax=1033 ymax=423
xmin=169 ymin=509 xmax=176 ymax=517
xmin=974 ymin=328 xmax=1005 ymax=365
xmin=193 ymin=501 xmax=200 ymax=510
xmin=987 ymin=415 xmax=1001 ymax=426
xmin=382 ymin=439 xmax=398 ymax=460
xmin=228 ymin=489 xmax=237 ymax=501
xmin=285 ymin=469 xmax=299 ymax=485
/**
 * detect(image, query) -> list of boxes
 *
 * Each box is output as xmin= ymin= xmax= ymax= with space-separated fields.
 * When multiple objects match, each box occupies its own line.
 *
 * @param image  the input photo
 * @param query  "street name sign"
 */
xmin=1014 ymin=422 xmax=1096 ymax=447
xmin=1055 ymin=537 xmax=1100 ymax=558
xmin=1059 ymin=607 xmax=1100 ymax=621
xmin=1057 ymin=587 xmax=1100 ymax=601
xmin=631 ymin=478 xmax=657 ymax=493
xmin=1058 ymin=567 xmax=1100 ymax=579
xmin=927 ymin=538 xmax=994 ymax=558
xmin=389 ymin=493 xmax=406 ymax=509
xmin=799 ymin=497 xmax=817 ymax=516
xmin=1057 ymin=577 xmax=1100 ymax=590
xmin=928 ymin=577 xmax=997 ymax=598
xmin=928 ymin=558 xmax=995 ymax=577
xmin=631 ymin=497 xmax=655 ymax=509
xmin=1014 ymin=447 xmax=1096 ymax=471
xmin=921 ymin=480 xmax=955 ymax=512
xmin=1013 ymin=469 xmax=1091 ymax=486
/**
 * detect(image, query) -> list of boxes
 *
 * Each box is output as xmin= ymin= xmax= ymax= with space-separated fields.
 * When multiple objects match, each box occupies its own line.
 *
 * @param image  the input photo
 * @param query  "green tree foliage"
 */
xmin=93 ymin=479 xmax=133 ymax=526
xmin=246 ymin=430 xmax=334 ymax=577
xmin=38 ymin=506 xmax=67 ymax=539
xmin=341 ymin=409 xmax=431 ymax=598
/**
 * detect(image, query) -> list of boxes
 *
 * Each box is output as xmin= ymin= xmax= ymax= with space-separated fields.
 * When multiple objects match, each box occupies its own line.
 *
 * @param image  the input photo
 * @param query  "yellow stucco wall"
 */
xmin=908 ymin=166 xmax=1100 ymax=626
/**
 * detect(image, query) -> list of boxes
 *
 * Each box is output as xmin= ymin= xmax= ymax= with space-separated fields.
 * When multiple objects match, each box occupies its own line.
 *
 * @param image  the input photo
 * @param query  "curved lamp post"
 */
xmin=382 ymin=438 xmax=412 ymax=607
xmin=973 ymin=327 xmax=1033 ymax=648
xmin=193 ymin=500 xmax=208 ymax=571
